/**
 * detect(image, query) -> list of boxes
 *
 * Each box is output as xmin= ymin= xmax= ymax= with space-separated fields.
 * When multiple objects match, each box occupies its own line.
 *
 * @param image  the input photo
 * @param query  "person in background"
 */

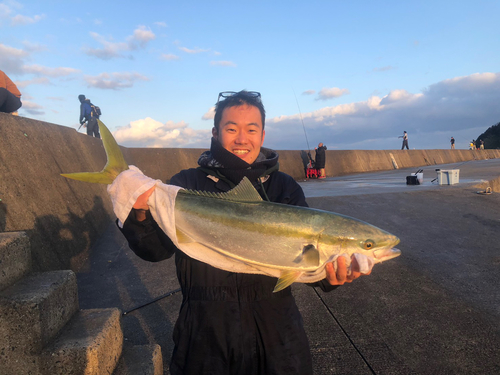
xmin=450 ymin=137 xmax=455 ymax=149
xmin=0 ymin=70 xmax=22 ymax=115
xmin=78 ymin=94 xmax=100 ymax=138
xmin=479 ymin=139 xmax=484 ymax=150
xmin=314 ymin=142 xmax=327 ymax=179
xmin=399 ymin=131 xmax=409 ymax=150
xmin=118 ymin=90 xmax=371 ymax=375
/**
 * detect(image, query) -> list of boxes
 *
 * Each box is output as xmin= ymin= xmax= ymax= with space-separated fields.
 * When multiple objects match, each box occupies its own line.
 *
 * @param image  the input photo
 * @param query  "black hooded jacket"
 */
xmin=119 ymin=139 xmax=337 ymax=375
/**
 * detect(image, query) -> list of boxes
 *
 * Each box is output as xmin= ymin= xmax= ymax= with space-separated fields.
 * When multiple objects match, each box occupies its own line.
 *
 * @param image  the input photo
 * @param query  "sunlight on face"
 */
xmin=213 ymin=104 xmax=265 ymax=164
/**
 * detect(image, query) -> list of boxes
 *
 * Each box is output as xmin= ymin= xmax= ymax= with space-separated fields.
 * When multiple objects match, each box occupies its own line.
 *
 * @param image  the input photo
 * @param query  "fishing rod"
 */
xmin=293 ymin=89 xmax=311 ymax=153
xmin=122 ymin=287 xmax=182 ymax=316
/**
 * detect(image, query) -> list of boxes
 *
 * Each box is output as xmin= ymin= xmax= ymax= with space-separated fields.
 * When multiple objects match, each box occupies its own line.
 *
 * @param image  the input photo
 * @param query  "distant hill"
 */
xmin=476 ymin=121 xmax=500 ymax=149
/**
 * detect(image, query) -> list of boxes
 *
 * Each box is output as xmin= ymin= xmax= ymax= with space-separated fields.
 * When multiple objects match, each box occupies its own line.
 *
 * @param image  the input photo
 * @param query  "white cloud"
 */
xmin=0 ymin=3 xmax=13 ymax=19
xmin=179 ymin=46 xmax=209 ymax=54
xmin=0 ymin=43 xmax=29 ymax=73
xmin=264 ymin=72 xmax=500 ymax=150
xmin=84 ymin=26 xmax=156 ymax=60
xmin=160 ymin=53 xmax=180 ymax=61
xmin=316 ymin=87 xmax=350 ymax=101
xmin=202 ymin=107 xmax=215 ymax=120
xmin=210 ymin=60 xmax=236 ymax=67
xmin=302 ymin=90 xmax=315 ymax=95
xmin=15 ymin=77 xmax=50 ymax=88
xmin=20 ymin=100 xmax=44 ymax=115
xmin=127 ymin=25 xmax=155 ymax=49
xmin=154 ymin=21 xmax=167 ymax=27
xmin=0 ymin=43 xmax=79 ymax=81
xmin=84 ymin=72 xmax=149 ymax=90
xmin=114 ymin=117 xmax=211 ymax=148
xmin=23 ymin=65 xmax=80 ymax=77
xmin=373 ymin=66 xmax=395 ymax=72
xmin=11 ymin=13 xmax=45 ymax=26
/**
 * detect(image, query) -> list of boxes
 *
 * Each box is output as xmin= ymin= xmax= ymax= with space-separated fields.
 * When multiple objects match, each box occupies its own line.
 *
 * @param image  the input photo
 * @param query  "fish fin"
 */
xmin=176 ymin=229 xmax=195 ymax=244
xmin=293 ymin=244 xmax=320 ymax=266
xmin=273 ymin=270 xmax=302 ymax=293
xmin=61 ymin=120 xmax=129 ymax=184
xmin=184 ymin=177 xmax=263 ymax=202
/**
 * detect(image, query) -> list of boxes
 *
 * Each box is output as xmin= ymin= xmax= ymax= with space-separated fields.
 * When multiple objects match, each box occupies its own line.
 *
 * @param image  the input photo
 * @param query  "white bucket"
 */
xmin=411 ymin=172 xmax=423 ymax=184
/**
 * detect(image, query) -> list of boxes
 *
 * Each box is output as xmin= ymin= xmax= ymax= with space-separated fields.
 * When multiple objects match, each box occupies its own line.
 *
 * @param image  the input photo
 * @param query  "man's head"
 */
xmin=78 ymin=94 xmax=86 ymax=103
xmin=212 ymin=91 xmax=266 ymax=165
xmin=318 ymin=142 xmax=323 ymax=147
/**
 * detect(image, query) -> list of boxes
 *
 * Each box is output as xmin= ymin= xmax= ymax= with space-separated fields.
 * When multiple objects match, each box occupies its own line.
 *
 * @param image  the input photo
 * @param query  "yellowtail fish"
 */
xmin=62 ymin=120 xmax=401 ymax=292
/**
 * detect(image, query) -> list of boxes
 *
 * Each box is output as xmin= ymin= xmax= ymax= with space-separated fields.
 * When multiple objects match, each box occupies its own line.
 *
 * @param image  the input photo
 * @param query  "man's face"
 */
xmin=213 ymin=104 xmax=265 ymax=164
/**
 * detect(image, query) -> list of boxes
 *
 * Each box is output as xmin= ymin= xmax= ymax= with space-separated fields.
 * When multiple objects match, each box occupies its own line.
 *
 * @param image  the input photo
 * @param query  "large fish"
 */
xmin=62 ymin=120 xmax=401 ymax=292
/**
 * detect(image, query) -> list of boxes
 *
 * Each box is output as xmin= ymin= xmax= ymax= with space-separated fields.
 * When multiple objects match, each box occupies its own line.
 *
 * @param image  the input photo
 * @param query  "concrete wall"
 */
xmin=1 ymin=112 xmax=499 ymax=272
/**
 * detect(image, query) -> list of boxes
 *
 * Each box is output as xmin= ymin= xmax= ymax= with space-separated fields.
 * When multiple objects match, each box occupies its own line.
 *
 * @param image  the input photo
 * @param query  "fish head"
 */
xmin=320 ymin=214 xmax=401 ymax=263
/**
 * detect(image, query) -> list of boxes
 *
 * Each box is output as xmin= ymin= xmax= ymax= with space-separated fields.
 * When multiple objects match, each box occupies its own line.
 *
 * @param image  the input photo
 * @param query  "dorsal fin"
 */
xmin=183 ymin=177 xmax=263 ymax=202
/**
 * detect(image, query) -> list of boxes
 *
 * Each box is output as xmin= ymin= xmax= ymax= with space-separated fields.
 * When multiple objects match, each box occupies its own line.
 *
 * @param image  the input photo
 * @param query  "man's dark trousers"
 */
xmin=86 ymin=117 xmax=101 ymax=138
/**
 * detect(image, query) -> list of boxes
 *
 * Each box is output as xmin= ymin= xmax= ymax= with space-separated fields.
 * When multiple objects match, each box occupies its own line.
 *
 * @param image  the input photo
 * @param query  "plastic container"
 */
xmin=411 ymin=172 xmax=423 ymax=184
xmin=437 ymin=169 xmax=459 ymax=185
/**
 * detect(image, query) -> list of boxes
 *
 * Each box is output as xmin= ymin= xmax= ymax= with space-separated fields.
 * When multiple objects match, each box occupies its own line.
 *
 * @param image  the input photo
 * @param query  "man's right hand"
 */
xmin=133 ymin=186 xmax=156 ymax=221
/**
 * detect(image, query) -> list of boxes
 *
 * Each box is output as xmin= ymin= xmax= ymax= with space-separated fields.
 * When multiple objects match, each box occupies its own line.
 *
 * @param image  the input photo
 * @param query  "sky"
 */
xmin=2 ymin=0 xmax=500 ymax=151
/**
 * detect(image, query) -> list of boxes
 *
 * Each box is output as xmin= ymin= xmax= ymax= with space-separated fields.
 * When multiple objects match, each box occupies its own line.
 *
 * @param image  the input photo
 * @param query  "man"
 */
xmin=119 ymin=91 xmax=369 ymax=374
xmin=0 ymin=70 xmax=22 ymax=114
xmin=399 ymin=131 xmax=409 ymax=150
xmin=314 ymin=142 xmax=327 ymax=178
xmin=78 ymin=94 xmax=100 ymax=138
xmin=450 ymin=137 xmax=455 ymax=149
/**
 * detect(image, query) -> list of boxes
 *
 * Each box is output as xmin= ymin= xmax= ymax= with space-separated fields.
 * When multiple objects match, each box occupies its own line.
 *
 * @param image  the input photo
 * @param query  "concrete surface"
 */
xmin=114 ymin=344 xmax=163 ymax=375
xmin=0 ymin=232 xmax=31 ymax=290
xmin=40 ymin=308 xmax=123 ymax=375
xmin=0 ymin=270 xmax=78 ymax=354
xmin=76 ymin=159 xmax=500 ymax=374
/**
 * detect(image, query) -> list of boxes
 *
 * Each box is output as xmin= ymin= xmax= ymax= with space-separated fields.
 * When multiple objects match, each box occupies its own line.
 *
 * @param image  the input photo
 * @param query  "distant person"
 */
xmin=479 ymin=139 xmax=484 ymax=150
xmin=0 ymin=70 xmax=22 ymax=115
xmin=450 ymin=137 xmax=455 ymax=149
xmin=399 ymin=131 xmax=409 ymax=150
xmin=315 ymin=142 xmax=327 ymax=178
xmin=78 ymin=94 xmax=101 ymax=138
xmin=469 ymin=141 xmax=474 ymax=150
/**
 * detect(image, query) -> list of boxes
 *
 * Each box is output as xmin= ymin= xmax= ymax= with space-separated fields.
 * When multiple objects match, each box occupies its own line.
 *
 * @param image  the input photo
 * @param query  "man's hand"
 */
xmin=325 ymin=255 xmax=371 ymax=285
xmin=133 ymin=186 xmax=156 ymax=221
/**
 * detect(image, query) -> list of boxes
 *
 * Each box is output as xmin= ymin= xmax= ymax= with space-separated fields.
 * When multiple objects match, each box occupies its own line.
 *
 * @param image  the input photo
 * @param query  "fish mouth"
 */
xmin=373 ymin=247 xmax=401 ymax=262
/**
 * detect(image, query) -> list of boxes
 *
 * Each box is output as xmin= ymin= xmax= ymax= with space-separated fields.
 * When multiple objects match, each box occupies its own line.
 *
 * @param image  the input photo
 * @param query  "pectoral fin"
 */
xmin=273 ymin=270 xmax=303 ymax=293
xmin=293 ymin=244 xmax=320 ymax=266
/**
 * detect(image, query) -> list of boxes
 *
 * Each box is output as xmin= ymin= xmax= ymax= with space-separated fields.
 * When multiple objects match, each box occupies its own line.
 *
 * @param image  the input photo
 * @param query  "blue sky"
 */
xmin=2 ymin=0 xmax=500 ymax=151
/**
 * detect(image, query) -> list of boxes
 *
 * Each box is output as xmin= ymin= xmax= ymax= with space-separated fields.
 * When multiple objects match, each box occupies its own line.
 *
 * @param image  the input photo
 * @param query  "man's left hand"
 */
xmin=325 ymin=255 xmax=371 ymax=285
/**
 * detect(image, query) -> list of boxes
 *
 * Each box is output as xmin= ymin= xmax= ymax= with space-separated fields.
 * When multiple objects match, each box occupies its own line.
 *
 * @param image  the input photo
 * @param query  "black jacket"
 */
xmin=315 ymin=145 xmax=327 ymax=169
xmin=119 ymin=143 xmax=336 ymax=375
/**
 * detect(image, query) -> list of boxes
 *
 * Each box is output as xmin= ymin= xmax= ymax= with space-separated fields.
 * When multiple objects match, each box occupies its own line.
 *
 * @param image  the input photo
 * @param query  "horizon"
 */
xmin=2 ymin=1 xmax=499 ymax=151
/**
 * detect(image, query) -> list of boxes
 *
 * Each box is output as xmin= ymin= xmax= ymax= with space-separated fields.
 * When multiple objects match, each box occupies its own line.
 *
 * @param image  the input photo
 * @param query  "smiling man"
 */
xmin=119 ymin=90 xmax=369 ymax=375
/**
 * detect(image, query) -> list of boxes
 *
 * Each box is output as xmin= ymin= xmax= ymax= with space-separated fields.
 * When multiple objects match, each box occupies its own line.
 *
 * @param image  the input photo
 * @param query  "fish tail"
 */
xmin=61 ymin=120 xmax=129 ymax=184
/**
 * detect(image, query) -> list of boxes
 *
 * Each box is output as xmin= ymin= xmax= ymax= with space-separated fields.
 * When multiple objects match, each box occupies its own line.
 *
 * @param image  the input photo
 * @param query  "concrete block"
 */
xmin=113 ymin=344 xmax=163 ymax=375
xmin=40 ymin=308 xmax=123 ymax=375
xmin=0 ymin=271 xmax=78 ymax=358
xmin=0 ymin=231 xmax=31 ymax=291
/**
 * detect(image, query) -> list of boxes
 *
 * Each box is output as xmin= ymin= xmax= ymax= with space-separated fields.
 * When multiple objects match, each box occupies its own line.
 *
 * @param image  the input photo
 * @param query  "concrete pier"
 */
xmin=1 ymin=112 xmax=500 ymax=373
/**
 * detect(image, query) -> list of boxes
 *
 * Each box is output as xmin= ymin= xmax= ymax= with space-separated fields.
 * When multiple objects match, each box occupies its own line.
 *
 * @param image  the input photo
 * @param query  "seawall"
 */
xmin=2 ymin=113 xmax=499 ymax=272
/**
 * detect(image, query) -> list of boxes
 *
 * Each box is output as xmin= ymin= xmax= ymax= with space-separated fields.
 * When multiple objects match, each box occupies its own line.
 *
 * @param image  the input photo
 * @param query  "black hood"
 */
xmin=198 ymin=138 xmax=279 ymax=186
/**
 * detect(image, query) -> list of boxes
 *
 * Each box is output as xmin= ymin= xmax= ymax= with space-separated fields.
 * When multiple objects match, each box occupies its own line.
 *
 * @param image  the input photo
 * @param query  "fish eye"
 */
xmin=363 ymin=240 xmax=375 ymax=250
